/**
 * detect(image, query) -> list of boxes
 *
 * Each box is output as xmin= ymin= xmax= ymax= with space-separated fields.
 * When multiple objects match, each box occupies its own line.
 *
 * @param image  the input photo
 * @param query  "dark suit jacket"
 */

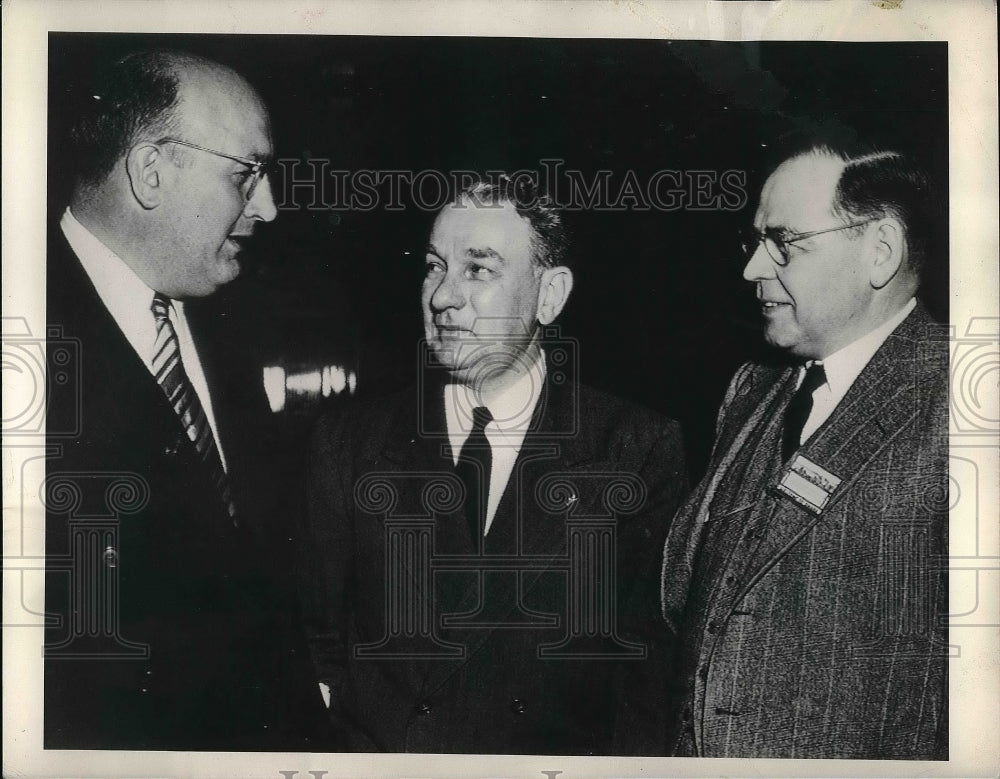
xmin=660 ymin=303 xmax=948 ymax=759
xmin=302 ymin=368 xmax=687 ymax=754
xmin=44 ymin=226 xmax=329 ymax=751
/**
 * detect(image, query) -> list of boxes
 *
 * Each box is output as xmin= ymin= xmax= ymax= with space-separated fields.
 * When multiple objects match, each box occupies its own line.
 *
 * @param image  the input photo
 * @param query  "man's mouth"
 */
xmin=435 ymin=328 xmax=471 ymax=342
xmin=226 ymin=234 xmax=253 ymax=252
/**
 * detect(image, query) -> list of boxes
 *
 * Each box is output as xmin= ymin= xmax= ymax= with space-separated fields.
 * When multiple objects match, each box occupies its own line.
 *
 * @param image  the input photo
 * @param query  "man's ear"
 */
xmin=869 ymin=217 xmax=906 ymax=289
xmin=536 ymin=265 xmax=574 ymax=325
xmin=125 ymin=142 xmax=166 ymax=210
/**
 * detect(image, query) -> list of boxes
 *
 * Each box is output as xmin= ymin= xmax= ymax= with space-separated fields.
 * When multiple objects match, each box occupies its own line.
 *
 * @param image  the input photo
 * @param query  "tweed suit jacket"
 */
xmin=44 ymin=226 xmax=329 ymax=750
xmin=302 ymin=368 xmax=688 ymax=754
xmin=660 ymin=303 xmax=948 ymax=760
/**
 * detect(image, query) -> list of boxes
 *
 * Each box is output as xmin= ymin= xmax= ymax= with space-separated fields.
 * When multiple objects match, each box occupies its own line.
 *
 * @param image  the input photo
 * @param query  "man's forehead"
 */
xmin=175 ymin=68 xmax=272 ymax=156
xmin=757 ymin=153 xmax=845 ymax=228
xmin=430 ymin=200 xmax=532 ymax=257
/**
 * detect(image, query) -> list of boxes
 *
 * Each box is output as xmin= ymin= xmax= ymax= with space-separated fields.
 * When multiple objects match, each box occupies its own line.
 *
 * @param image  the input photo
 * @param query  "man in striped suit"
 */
xmin=660 ymin=138 xmax=948 ymax=759
xmin=45 ymin=49 xmax=328 ymax=750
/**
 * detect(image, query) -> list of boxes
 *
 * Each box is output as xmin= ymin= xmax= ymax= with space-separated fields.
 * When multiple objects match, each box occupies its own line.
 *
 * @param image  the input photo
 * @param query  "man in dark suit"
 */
xmin=45 ymin=49 xmax=328 ymax=750
xmin=302 ymin=177 xmax=688 ymax=754
xmin=660 ymin=139 xmax=948 ymax=759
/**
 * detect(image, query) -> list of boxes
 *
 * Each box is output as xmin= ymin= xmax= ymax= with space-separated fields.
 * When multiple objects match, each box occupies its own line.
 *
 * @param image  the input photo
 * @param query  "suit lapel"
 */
xmin=48 ymin=229 xmax=196 ymax=456
xmin=727 ymin=305 xmax=937 ymax=599
xmin=416 ymin=376 xmax=606 ymax=696
xmin=661 ymin=363 xmax=795 ymax=630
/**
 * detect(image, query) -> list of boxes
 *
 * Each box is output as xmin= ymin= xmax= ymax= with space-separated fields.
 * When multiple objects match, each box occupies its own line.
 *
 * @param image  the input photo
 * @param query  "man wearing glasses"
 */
xmin=660 ymin=139 xmax=948 ymax=759
xmin=45 ymin=49 xmax=328 ymax=750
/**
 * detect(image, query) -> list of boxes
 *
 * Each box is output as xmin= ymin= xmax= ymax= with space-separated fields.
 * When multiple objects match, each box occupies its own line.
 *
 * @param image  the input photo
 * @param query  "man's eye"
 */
xmin=467 ymin=264 xmax=494 ymax=279
xmin=424 ymin=259 xmax=444 ymax=275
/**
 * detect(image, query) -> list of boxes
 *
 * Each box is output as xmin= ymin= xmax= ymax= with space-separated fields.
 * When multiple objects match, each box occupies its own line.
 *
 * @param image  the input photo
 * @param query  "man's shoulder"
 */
xmin=311 ymin=386 xmax=416 ymax=456
xmin=575 ymin=381 xmax=677 ymax=429
xmin=569 ymin=381 xmax=684 ymax=459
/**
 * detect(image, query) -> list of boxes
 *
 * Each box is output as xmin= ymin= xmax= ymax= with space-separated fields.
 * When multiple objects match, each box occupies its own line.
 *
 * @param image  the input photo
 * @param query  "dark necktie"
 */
xmin=455 ymin=406 xmax=493 ymax=543
xmin=782 ymin=362 xmax=827 ymax=461
xmin=151 ymin=294 xmax=236 ymax=518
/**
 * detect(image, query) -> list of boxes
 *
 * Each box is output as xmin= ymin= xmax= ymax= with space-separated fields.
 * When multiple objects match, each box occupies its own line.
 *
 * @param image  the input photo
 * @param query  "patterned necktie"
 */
xmin=151 ymin=294 xmax=236 ymax=518
xmin=455 ymin=406 xmax=493 ymax=544
xmin=782 ymin=362 xmax=827 ymax=461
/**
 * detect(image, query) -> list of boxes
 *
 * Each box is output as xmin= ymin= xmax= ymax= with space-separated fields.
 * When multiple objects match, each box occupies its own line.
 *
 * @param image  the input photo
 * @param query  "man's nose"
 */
xmin=742 ymin=241 xmax=777 ymax=282
xmin=244 ymin=174 xmax=278 ymax=223
xmin=429 ymin=270 xmax=465 ymax=311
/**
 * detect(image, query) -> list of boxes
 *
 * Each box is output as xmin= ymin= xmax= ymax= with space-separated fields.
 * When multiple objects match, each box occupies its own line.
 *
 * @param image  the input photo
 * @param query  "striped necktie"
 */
xmin=151 ymin=294 xmax=236 ymax=518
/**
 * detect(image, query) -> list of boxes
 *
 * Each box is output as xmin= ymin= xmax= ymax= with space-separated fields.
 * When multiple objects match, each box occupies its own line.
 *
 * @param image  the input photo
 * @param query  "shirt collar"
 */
xmin=817 ymin=297 xmax=917 ymax=397
xmin=60 ymin=208 xmax=183 ymax=366
xmin=444 ymin=348 xmax=547 ymax=436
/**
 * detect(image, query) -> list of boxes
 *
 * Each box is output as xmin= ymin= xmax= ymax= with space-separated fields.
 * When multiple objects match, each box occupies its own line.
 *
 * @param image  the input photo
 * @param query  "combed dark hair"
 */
xmin=69 ymin=50 xmax=188 ymax=185
xmin=775 ymin=135 xmax=935 ymax=281
xmin=831 ymin=149 xmax=933 ymax=280
xmin=458 ymin=175 xmax=570 ymax=270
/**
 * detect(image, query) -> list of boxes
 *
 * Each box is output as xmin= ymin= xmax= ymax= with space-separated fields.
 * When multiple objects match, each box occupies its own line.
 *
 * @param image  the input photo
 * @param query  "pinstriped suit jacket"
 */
xmin=661 ymin=303 xmax=948 ymax=759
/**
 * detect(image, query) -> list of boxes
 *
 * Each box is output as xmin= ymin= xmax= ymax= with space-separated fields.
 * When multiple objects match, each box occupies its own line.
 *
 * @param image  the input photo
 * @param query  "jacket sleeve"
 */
xmin=613 ymin=414 xmax=689 ymax=754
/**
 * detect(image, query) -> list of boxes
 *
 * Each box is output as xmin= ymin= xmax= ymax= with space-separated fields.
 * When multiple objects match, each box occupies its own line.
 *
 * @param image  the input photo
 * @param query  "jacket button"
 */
xmin=509 ymin=698 xmax=526 ymax=715
xmin=707 ymin=620 xmax=719 ymax=634
xmin=416 ymin=701 xmax=432 ymax=715
xmin=102 ymin=546 xmax=118 ymax=568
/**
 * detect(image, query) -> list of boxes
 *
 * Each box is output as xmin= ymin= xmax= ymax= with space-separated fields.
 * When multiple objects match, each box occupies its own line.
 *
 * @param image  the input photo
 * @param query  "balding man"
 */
xmin=45 ymin=50 xmax=328 ymax=751
xmin=660 ymin=138 xmax=948 ymax=759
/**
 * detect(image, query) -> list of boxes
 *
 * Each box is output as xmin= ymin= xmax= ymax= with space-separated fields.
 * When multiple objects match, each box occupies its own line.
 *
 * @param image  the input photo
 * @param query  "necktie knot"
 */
xmin=151 ymin=293 xmax=171 ymax=324
xmin=799 ymin=362 xmax=827 ymax=396
xmin=471 ymin=405 xmax=493 ymax=433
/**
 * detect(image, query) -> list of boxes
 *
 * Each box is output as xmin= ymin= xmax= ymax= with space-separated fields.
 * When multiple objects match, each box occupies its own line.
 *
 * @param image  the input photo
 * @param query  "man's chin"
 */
xmin=431 ymin=346 xmax=533 ymax=390
xmin=213 ymin=252 xmax=242 ymax=286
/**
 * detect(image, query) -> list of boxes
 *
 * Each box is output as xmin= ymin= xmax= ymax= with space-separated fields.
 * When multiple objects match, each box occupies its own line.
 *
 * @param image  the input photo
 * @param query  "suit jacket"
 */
xmin=44 ymin=226 xmax=329 ymax=751
xmin=660 ymin=303 xmax=948 ymax=759
xmin=302 ymin=367 xmax=688 ymax=754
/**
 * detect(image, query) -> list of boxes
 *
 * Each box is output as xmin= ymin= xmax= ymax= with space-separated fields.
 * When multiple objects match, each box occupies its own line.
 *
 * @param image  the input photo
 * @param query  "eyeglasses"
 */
xmin=741 ymin=219 xmax=876 ymax=266
xmin=159 ymin=137 xmax=273 ymax=202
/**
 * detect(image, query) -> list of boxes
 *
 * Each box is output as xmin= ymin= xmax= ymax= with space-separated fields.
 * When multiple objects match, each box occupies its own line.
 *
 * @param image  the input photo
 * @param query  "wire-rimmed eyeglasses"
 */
xmin=159 ymin=137 xmax=273 ymax=202
xmin=741 ymin=219 xmax=876 ymax=266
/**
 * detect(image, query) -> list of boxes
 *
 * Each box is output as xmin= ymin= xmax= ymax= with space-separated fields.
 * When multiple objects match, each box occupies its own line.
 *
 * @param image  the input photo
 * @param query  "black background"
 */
xmin=48 ymin=34 xmax=949 ymax=477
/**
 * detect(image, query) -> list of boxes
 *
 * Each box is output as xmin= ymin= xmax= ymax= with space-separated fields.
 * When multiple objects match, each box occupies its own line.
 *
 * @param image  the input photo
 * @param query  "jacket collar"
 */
xmin=727 ymin=302 xmax=943 ymax=603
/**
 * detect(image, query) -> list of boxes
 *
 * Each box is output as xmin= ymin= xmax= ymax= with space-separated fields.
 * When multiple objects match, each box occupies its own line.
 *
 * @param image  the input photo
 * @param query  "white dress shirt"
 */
xmin=798 ymin=297 xmax=917 ymax=445
xmin=443 ymin=349 xmax=547 ymax=536
xmin=60 ymin=208 xmax=228 ymax=470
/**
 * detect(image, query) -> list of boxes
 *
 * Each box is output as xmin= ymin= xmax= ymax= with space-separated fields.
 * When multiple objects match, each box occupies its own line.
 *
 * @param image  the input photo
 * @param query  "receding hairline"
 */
xmin=166 ymin=54 xmax=271 ymax=152
xmin=133 ymin=50 xmax=265 ymax=122
xmin=760 ymin=151 xmax=845 ymax=217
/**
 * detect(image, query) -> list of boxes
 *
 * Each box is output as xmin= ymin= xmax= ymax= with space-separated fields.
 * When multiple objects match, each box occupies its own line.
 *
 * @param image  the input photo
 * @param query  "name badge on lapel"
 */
xmin=776 ymin=454 xmax=842 ymax=515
